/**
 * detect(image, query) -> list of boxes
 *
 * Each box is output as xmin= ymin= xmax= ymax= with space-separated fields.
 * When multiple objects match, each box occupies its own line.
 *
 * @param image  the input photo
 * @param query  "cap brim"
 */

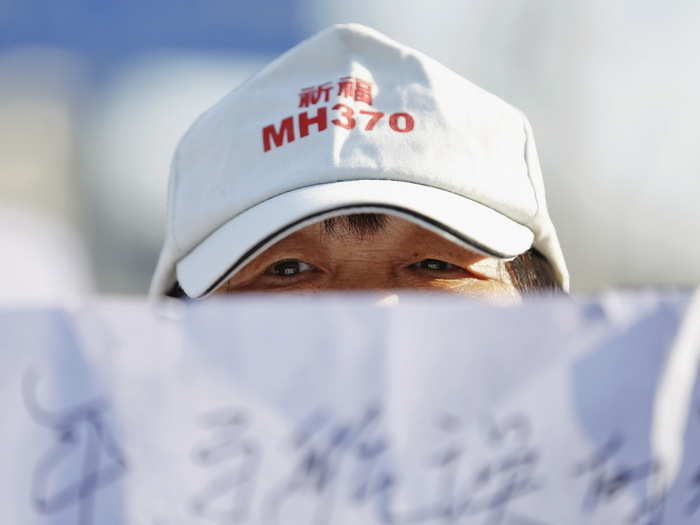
xmin=176 ymin=179 xmax=534 ymax=297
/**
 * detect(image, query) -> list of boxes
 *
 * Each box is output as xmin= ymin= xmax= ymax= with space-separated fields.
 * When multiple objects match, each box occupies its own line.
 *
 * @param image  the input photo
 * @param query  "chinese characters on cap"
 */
xmin=262 ymin=77 xmax=415 ymax=152
xmin=299 ymin=77 xmax=374 ymax=107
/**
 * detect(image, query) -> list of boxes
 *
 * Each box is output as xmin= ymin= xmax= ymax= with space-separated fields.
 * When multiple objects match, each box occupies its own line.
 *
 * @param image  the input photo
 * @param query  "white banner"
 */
xmin=2 ymin=291 xmax=700 ymax=525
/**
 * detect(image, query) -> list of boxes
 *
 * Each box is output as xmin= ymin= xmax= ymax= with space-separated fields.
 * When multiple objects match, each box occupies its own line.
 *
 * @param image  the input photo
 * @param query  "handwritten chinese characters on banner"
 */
xmin=1 ymin=291 xmax=700 ymax=524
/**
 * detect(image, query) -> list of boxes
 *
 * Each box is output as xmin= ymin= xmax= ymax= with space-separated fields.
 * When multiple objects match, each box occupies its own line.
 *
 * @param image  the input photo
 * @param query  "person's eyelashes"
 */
xmin=265 ymin=259 xmax=316 ymax=277
xmin=409 ymin=258 xmax=465 ymax=273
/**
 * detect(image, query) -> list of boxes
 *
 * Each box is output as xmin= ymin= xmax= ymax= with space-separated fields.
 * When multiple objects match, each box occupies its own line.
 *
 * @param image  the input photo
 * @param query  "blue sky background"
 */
xmin=0 ymin=0 xmax=303 ymax=73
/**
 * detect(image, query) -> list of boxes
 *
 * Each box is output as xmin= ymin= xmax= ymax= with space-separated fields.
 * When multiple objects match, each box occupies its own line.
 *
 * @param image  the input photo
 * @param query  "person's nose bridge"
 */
xmin=328 ymin=260 xmax=399 ymax=291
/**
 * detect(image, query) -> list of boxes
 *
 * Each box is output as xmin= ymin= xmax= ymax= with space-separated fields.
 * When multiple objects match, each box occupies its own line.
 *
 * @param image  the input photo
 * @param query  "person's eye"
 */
xmin=411 ymin=259 xmax=462 ymax=272
xmin=265 ymin=259 xmax=315 ymax=277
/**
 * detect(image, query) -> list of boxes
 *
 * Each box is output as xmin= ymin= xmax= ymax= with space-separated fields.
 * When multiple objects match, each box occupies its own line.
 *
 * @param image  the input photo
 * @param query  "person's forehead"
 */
xmin=263 ymin=214 xmax=492 ymax=260
xmin=284 ymin=214 xmax=435 ymax=241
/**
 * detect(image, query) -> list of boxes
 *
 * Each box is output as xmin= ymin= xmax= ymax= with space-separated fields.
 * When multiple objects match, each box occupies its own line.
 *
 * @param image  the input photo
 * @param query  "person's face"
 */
xmin=214 ymin=215 xmax=520 ymax=301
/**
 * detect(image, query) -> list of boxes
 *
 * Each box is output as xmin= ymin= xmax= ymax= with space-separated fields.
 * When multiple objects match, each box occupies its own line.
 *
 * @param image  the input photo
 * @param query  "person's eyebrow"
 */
xmin=322 ymin=213 xmax=389 ymax=237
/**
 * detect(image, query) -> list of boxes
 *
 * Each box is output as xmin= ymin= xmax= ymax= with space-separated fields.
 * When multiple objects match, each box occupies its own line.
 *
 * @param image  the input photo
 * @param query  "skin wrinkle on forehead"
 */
xmin=215 ymin=214 xmax=521 ymax=302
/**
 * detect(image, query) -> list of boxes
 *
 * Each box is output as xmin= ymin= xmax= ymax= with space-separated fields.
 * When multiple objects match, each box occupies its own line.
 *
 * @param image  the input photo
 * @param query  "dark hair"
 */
xmin=167 ymin=213 xmax=563 ymax=297
xmin=504 ymin=247 xmax=562 ymax=294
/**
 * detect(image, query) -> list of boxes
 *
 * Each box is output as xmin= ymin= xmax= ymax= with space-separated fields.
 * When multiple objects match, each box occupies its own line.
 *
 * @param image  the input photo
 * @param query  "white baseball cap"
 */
xmin=150 ymin=23 xmax=569 ymax=298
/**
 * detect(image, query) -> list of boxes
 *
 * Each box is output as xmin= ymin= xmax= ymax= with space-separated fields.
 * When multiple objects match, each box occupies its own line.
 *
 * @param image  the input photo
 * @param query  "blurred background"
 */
xmin=2 ymin=1 xmax=699 ymax=301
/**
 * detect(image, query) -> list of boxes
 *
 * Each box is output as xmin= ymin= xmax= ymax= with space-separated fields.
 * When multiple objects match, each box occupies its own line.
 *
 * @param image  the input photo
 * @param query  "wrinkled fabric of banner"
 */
xmin=2 ymin=291 xmax=700 ymax=525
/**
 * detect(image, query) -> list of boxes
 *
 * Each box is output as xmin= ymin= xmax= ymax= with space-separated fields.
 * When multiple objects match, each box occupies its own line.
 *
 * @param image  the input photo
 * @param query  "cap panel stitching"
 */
xmin=519 ymin=113 xmax=540 ymax=220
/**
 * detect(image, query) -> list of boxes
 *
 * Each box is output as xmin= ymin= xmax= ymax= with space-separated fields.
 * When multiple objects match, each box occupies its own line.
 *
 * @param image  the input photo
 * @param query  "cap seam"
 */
xmin=521 ymin=113 xmax=541 ymax=219
xmin=169 ymin=146 xmax=182 ymax=254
